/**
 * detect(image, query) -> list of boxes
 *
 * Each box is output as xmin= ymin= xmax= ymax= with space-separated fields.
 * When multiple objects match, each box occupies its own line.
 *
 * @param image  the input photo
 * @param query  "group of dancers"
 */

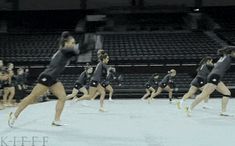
xmin=141 ymin=46 xmax=235 ymax=117
xmin=7 ymin=31 xmax=122 ymax=127
xmin=0 ymin=61 xmax=29 ymax=109
xmin=6 ymin=31 xmax=235 ymax=128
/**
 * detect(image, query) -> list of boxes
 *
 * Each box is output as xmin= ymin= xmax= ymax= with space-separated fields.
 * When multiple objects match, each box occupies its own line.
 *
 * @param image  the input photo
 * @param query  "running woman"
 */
xmin=3 ymin=63 xmax=16 ymax=107
xmin=15 ymin=68 xmax=26 ymax=104
xmin=66 ymin=64 xmax=93 ymax=101
xmin=88 ymin=52 xmax=109 ymax=112
xmin=148 ymin=69 xmax=176 ymax=103
xmin=177 ymin=57 xmax=214 ymax=109
xmin=92 ymin=67 xmax=121 ymax=101
xmin=185 ymin=46 xmax=235 ymax=116
xmin=8 ymin=31 xmax=95 ymax=127
xmin=141 ymin=73 xmax=159 ymax=101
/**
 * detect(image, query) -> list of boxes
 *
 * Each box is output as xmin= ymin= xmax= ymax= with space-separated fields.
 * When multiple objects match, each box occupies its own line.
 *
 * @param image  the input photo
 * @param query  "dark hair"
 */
xmin=84 ymin=63 xmax=92 ymax=71
xmin=99 ymin=52 xmax=109 ymax=61
xmin=198 ymin=56 xmax=212 ymax=67
xmin=196 ymin=56 xmax=212 ymax=71
xmin=59 ymin=31 xmax=73 ymax=48
xmin=217 ymin=46 xmax=235 ymax=56
xmin=97 ymin=49 xmax=106 ymax=58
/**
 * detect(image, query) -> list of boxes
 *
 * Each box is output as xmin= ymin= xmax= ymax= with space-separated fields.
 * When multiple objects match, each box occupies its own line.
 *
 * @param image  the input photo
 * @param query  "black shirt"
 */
xmin=91 ymin=62 xmax=108 ymax=83
xmin=210 ymin=55 xmax=232 ymax=78
xmin=76 ymin=71 xmax=92 ymax=86
xmin=40 ymin=46 xmax=79 ymax=80
xmin=197 ymin=64 xmax=214 ymax=79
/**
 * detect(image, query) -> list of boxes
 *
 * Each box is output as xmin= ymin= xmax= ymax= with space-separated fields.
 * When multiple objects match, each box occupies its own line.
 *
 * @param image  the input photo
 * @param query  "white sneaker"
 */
xmin=185 ymin=106 xmax=192 ymax=117
xmin=8 ymin=112 xmax=17 ymax=128
xmin=109 ymin=98 xmax=114 ymax=102
xmin=99 ymin=107 xmax=107 ymax=112
xmin=52 ymin=121 xmax=67 ymax=126
xmin=220 ymin=112 xmax=234 ymax=117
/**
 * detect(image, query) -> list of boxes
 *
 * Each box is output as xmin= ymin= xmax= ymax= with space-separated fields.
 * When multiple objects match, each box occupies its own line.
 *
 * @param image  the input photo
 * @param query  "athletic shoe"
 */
xmin=220 ymin=112 xmax=234 ymax=117
xmin=185 ymin=106 xmax=192 ymax=117
xmin=8 ymin=112 xmax=16 ymax=128
xmin=99 ymin=107 xmax=106 ymax=112
xmin=108 ymin=98 xmax=114 ymax=102
xmin=52 ymin=121 xmax=67 ymax=126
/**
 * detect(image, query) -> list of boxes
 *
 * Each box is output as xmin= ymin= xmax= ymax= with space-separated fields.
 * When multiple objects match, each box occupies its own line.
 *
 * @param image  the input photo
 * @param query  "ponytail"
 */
xmin=218 ymin=46 xmax=235 ymax=56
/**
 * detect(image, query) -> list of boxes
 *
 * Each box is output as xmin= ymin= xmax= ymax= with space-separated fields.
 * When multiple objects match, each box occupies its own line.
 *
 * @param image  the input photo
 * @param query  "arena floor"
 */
xmin=1 ymin=99 xmax=235 ymax=146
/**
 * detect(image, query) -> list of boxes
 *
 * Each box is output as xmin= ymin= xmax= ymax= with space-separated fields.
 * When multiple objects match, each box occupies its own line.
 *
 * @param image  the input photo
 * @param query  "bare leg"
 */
xmin=106 ymin=85 xmax=113 ymax=100
xmin=178 ymin=86 xmax=198 ymax=109
xmin=165 ymin=86 xmax=173 ymax=102
xmin=49 ymin=82 xmax=67 ymax=122
xmin=76 ymin=87 xmax=89 ymax=101
xmin=3 ymin=88 xmax=10 ymax=104
xmin=91 ymin=92 xmax=100 ymax=100
xmin=7 ymin=87 xmax=15 ymax=105
xmin=141 ymin=89 xmax=150 ymax=100
xmin=215 ymin=82 xmax=231 ymax=113
xmin=14 ymin=84 xmax=49 ymax=118
xmin=149 ymin=87 xmax=163 ymax=99
xmin=182 ymin=86 xmax=198 ymax=101
xmin=66 ymin=88 xmax=79 ymax=100
xmin=97 ymin=84 xmax=106 ymax=111
xmin=190 ymin=83 xmax=216 ymax=111
xmin=88 ymin=86 xmax=98 ymax=100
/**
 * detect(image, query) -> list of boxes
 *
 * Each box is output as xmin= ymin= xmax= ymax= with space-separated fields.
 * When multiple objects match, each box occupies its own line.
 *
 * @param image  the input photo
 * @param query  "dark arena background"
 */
xmin=1 ymin=0 xmax=235 ymax=146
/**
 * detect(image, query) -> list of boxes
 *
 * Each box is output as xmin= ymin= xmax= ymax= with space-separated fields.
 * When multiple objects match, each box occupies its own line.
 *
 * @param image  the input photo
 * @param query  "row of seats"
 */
xmin=92 ymin=32 xmax=221 ymax=63
xmin=0 ymin=31 xmax=225 ymax=64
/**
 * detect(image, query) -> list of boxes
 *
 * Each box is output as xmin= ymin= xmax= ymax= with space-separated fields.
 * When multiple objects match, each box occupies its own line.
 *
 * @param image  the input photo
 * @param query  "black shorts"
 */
xmin=38 ymin=74 xmax=58 ymax=87
xmin=159 ymin=82 xmax=167 ymax=88
xmin=90 ymin=80 xmax=98 ymax=87
xmin=101 ymin=80 xmax=110 ymax=88
xmin=74 ymin=82 xmax=83 ymax=90
xmin=207 ymin=74 xmax=221 ymax=85
xmin=168 ymin=83 xmax=174 ymax=89
xmin=144 ymin=83 xmax=151 ymax=89
xmin=191 ymin=77 xmax=206 ymax=88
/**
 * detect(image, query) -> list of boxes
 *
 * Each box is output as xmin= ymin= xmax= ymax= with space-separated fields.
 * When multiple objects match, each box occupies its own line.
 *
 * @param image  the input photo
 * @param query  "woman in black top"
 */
xmin=148 ymin=69 xmax=176 ymax=103
xmin=3 ymin=63 xmax=15 ymax=107
xmin=15 ymin=68 xmax=25 ymax=103
xmin=141 ymin=73 xmax=159 ymax=101
xmin=177 ymin=57 xmax=214 ymax=109
xmin=92 ymin=67 xmax=121 ymax=101
xmin=9 ymin=31 xmax=95 ymax=127
xmin=88 ymin=52 xmax=109 ymax=112
xmin=186 ymin=46 xmax=235 ymax=116
xmin=66 ymin=65 xmax=93 ymax=101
